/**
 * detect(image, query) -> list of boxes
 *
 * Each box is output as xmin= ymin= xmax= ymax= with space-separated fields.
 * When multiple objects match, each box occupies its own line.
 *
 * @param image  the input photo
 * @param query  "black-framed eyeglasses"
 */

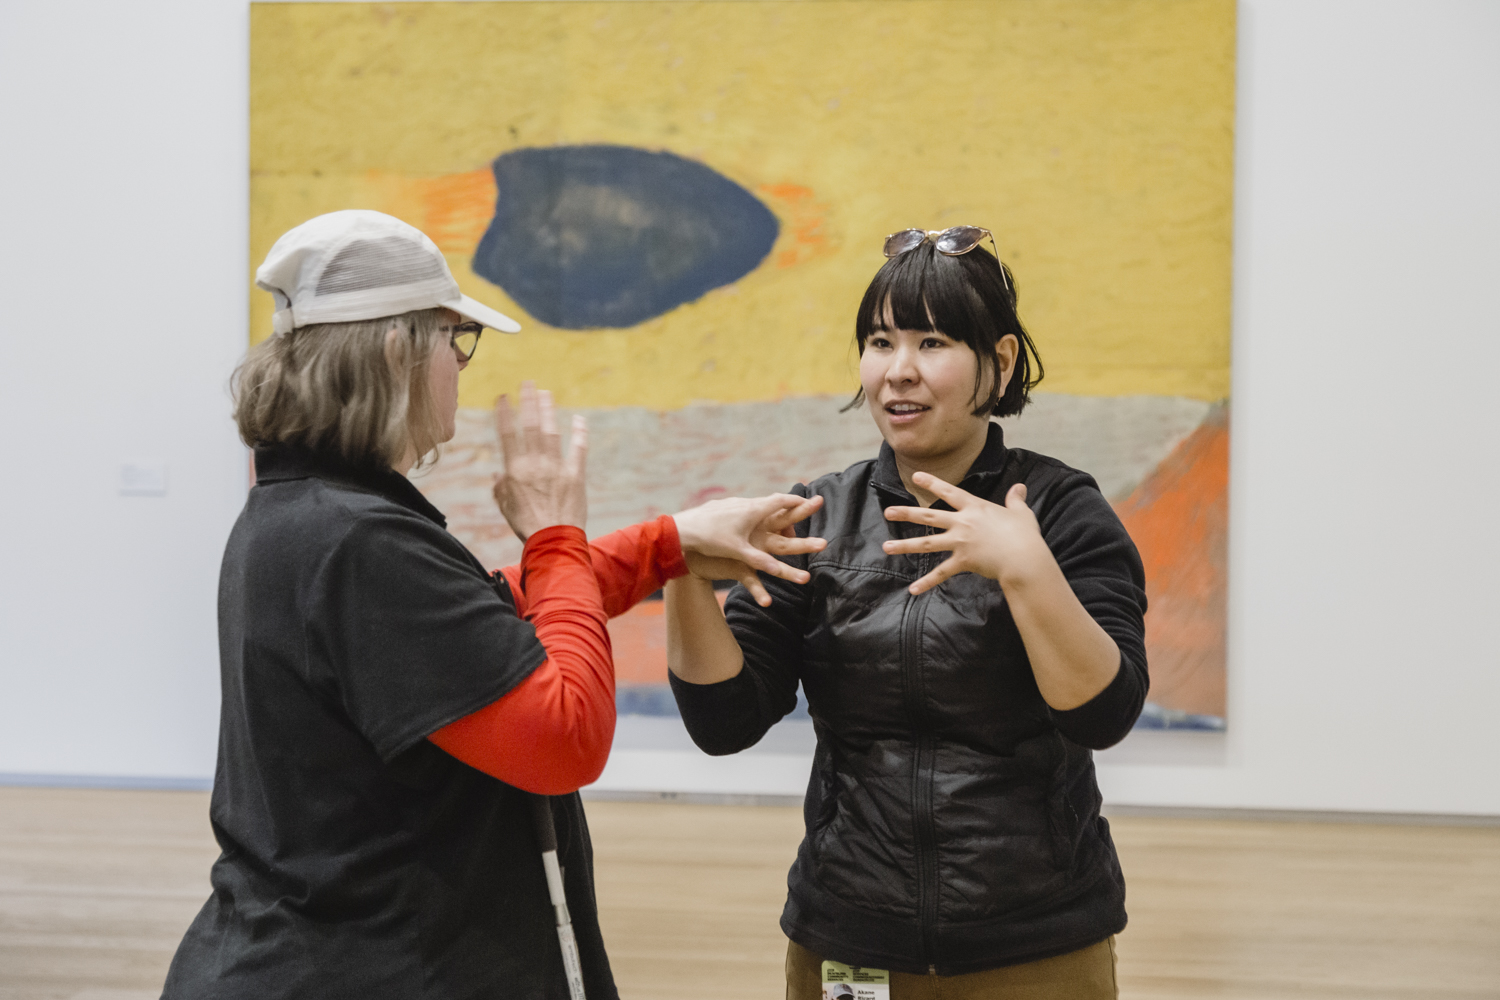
xmin=882 ymin=226 xmax=1010 ymax=293
xmin=446 ymin=322 xmax=483 ymax=361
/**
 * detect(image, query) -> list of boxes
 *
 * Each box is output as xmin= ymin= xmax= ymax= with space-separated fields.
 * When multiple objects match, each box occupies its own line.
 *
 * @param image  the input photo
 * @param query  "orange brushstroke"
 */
xmin=1113 ymin=406 xmax=1229 ymax=718
xmin=362 ymin=167 xmax=497 ymax=255
xmin=418 ymin=168 xmax=497 ymax=253
xmin=759 ymin=182 xmax=832 ymax=269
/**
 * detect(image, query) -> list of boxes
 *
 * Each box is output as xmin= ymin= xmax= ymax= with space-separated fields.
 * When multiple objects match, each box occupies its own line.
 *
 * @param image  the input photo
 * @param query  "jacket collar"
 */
xmin=871 ymin=422 xmax=1010 ymax=509
xmin=252 ymin=444 xmax=447 ymax=528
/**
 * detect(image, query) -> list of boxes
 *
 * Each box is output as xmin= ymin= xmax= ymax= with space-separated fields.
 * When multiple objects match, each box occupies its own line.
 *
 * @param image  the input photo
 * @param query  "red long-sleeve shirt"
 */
xmin=427 ymin=515 xmax=687 ymax=794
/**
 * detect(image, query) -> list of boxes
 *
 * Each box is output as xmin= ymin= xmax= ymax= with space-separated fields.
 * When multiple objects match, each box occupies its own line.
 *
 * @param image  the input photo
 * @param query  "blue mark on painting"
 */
xmin=472 ymin=145 xmax=780 ymax=329
xmin=1133 ymin=702 xmax=1226 ymax=731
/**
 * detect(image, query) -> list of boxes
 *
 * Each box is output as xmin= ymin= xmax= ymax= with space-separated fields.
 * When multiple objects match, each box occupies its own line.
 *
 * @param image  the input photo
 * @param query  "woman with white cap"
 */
xmin=160 ymin=210 xmax=825 ymax=999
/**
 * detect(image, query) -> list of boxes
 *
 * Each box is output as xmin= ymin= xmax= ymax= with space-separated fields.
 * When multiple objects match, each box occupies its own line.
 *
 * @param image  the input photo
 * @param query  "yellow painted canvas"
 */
xmin=251 ymin=0 xmax=1234 ymax=727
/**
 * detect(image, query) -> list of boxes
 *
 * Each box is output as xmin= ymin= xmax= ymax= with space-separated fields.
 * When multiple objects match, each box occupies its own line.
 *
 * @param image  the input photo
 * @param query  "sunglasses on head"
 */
xmin=882 ymin=226 xmax=1010 ymax=293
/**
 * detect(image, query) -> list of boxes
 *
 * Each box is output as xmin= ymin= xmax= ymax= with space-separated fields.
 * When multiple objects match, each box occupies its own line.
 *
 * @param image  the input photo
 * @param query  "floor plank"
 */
xmin=2 ymin=787 xmax=1497 ymax=999
xmin=1108 ymin=817 xmax=1500 ymax=999
xmin=0 ymin=788 xmax=218 ymax=1000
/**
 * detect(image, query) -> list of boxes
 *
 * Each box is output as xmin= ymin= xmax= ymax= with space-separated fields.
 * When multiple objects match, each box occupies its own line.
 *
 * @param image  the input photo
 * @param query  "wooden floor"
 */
xmin=1 ymin=788 xmax=1497 ymax=999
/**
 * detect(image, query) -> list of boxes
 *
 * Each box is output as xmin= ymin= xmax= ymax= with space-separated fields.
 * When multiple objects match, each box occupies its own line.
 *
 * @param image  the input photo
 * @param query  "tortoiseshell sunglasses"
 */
xmin=882 ymin=226 xmax=1010 ymax=292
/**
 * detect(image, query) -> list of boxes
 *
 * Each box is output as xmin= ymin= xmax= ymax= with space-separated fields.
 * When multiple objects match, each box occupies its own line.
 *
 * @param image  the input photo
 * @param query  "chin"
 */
xmin=880 ymin=429 xmax=935 ymax=458
xmin=884 ymin=424 xmax=976 ymax=462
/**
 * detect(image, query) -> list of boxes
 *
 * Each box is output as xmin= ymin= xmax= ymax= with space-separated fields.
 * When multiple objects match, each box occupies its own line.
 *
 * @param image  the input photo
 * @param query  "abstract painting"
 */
xmin=251 ymin=0 xmax=1234 ymax=730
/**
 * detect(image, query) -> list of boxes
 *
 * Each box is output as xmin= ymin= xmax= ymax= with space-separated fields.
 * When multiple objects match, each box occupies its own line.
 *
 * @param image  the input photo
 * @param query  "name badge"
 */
xmin=821 ymin=960 xmax=890 ymax=1000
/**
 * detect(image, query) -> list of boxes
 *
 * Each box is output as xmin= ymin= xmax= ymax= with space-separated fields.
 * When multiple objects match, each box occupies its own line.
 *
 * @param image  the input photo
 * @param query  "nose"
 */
xmin=886 ymin=343 xmax=919 ymax=385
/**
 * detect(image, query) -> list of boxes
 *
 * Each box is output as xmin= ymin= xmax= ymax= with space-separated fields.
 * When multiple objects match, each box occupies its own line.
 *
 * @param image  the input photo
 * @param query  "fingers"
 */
xmin=565 ymin=413 xmax=588 ymax=478
xmin=762 ymin=534 xmax=827 ymax=556
xmin=882 ymin=534 xmax=956 ymax=556
xmin=494 ymin=395 xmax=517 ymax=464
xmin=884 ymin=505 xmax=955 ymax=527
xmin=739 ymin=568 xmax=773 ymax=607
xmin=763 ymin=495 xmax=824 ymax=533
xmin=538 ymin=388 xmax=557 ymax=436
xmin=1005 ymin=482 xmax=1029 ymax=508
xmin=538 ymin=388 xmax=560 ymax=451
xmin=501 ymin=383 xmax=575 ymax=469
xmin=910 ymin=471 xmax=970 ymax=506
xmin=518 ymin=381 xmax=544 ymax=453
xmin=739 ymin=547 xmax=812 ymax=586
xmin=908 ymin=556 xmax=962 ymax=596
xmin=764 ymin=494 xmax=819 ymax=518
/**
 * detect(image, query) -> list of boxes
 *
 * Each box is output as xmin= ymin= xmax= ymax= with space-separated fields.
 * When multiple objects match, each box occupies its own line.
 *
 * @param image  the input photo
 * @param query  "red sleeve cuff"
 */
xmin=656 ymin=514 xmax=690 ymax=581
xmin=523 ymin=523 xmax=589 ymax=557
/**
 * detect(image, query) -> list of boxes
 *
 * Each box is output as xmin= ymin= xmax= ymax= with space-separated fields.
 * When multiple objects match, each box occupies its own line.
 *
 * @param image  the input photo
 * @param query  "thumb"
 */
xmin=1005 ymin=482 xmax=1028 ymax=509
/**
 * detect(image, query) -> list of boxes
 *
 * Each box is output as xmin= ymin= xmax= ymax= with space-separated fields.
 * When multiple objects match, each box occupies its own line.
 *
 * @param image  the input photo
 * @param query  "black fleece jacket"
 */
xmin=672 ymin=423 xmax=1149 ymax=975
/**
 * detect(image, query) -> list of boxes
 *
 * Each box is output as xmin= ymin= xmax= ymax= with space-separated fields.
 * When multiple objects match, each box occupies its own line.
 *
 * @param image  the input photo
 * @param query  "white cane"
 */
xmin=532 ymin=794 xmax=587 ymax=1000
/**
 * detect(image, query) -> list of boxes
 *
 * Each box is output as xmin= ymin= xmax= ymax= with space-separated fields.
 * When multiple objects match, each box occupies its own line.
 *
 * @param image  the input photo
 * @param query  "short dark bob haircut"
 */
xmin=850 ymin=241 xmax=1043 ymax=418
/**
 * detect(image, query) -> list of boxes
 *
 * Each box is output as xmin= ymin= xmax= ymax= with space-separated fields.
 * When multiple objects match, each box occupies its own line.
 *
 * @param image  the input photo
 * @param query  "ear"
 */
xmin=383 ymin=323 xmax=407 ymax=376
xmin=993 ymin=334 xmax=1019 ymax=399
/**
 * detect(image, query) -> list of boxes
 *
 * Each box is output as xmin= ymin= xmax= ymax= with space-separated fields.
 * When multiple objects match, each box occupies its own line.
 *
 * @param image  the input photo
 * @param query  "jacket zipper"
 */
xmin=901 ymin=527 xmax=940 ymax=972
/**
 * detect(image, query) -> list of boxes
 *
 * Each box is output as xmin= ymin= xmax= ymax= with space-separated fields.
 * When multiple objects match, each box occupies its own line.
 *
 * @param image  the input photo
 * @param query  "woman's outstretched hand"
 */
xmin=491 ymin=382 xmax=588 ymax=541
xmin=882 ymin=473 xmax=1053 ymax=595
xmin=673 ymin=494 xmax=828 ymax=606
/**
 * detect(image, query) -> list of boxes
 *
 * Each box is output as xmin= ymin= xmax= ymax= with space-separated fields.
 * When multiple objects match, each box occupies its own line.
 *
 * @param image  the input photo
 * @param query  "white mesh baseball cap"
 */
xmin=255 ymin=210 xmax=521 ymax=335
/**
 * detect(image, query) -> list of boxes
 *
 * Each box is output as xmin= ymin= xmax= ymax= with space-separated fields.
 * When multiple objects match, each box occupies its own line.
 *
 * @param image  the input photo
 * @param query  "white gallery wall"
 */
xmin=0 ymin=0 xmax=1496 ymax=816
xmin=0 ymin=0 xmax=250 ymax=784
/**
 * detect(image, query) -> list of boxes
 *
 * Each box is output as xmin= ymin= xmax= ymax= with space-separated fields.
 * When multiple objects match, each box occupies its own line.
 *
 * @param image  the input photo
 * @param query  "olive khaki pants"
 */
xmin=786 ymin=937 xmax=1118 ymax=1000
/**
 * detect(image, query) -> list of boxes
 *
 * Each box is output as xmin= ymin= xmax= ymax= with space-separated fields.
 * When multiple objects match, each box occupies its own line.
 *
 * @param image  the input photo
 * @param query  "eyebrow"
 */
xmin=869 ymin=326 xmax=949 ymax=337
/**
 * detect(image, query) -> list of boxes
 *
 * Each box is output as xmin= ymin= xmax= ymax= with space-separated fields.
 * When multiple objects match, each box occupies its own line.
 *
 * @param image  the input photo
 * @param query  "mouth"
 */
xmin=883 ymin=401 xmax=930 ymax=423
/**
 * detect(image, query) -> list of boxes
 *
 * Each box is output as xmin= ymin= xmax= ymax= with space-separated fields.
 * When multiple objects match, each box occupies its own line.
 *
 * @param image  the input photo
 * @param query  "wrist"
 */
xmin=670 ymin=510 xmax=706 ymax=555
xmin=995 ymin=538 xmax=1058 ymax=592
xmin=666 ymin=573 xmax=718 ymax=598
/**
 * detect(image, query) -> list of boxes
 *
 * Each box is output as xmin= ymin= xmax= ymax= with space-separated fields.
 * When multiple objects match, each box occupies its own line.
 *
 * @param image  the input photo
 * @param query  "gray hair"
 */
xmin=232 ymin=308 xmax=447 ymax=469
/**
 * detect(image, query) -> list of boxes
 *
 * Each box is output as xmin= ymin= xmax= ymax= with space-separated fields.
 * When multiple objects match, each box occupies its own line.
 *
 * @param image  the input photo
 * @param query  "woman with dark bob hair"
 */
xmin=162 ymin=210 xmax=824 ymax=998
xmin=667 ymin=228 xmax=1148 ymax=998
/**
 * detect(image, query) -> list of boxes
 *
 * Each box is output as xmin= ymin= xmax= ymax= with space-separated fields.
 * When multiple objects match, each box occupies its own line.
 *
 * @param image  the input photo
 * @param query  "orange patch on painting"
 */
xmin=418 ymin=168 xmax=497 ymax=253
xmin=608 ymin=600 xmax=667 ymax=686
xmin=361 ymin=168 xmax=497 ymax=255
xmin=1113 ymin=406 xmax=1229 ymax=719
xmin=759 ymin=182 xmax=833 ymax=269
xmin=608 ymin=591 xmax=728 ymax=687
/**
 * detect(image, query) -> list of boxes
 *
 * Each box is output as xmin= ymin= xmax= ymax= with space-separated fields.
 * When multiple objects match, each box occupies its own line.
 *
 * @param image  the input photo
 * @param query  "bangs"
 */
xmin=854 ymin=244 xmax=994 ymax=351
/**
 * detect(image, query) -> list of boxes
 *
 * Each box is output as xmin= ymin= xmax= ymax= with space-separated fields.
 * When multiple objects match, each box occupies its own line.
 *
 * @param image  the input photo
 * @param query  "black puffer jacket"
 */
xmin=671 ymin=424 xmax=1149 ymax=975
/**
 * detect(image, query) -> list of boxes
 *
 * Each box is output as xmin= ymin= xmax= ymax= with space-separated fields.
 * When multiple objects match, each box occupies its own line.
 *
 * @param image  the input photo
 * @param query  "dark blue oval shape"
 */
xmin=472 ymin=145 xmax=779 ymax=329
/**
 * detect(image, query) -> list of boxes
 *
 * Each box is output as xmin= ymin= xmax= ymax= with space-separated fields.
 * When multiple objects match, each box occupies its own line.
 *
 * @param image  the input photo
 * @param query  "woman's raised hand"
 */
xmin=491 ymin=382 xmax=588 ymax=541
xmin=673 ymin=494 xmax=828 ymax=607
xmin=882 ymin=473 xmax=1053 ymax=595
